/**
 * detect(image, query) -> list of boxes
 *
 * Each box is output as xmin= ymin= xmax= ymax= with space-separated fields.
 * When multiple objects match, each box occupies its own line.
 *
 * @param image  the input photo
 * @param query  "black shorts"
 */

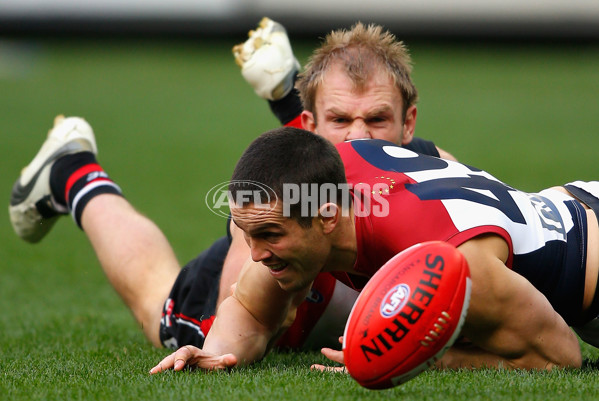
xmin=159 ymin=235 xmax=232 ymax=349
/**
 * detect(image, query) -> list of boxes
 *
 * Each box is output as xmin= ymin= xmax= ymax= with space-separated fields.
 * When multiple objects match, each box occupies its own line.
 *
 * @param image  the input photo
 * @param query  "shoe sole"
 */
xmin=10 ymin=140 xmax=93 ymax=206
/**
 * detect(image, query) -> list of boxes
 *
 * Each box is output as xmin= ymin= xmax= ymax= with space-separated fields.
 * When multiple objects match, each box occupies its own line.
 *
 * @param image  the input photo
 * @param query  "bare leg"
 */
xmin=9 ymin=116 xmax=180 ymax=347
xmin=81 ymin=194 xmax=180 ymax=347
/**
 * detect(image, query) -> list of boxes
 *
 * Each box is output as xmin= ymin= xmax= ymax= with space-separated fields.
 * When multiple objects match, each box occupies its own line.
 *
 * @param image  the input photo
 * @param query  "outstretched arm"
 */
xmin=216 ymin=222 xmax=251 ymax=307
xmin=151 ymin=257 xmax=308 ymax=373
xmin=202 ymin=262 xmax=295 ymax=364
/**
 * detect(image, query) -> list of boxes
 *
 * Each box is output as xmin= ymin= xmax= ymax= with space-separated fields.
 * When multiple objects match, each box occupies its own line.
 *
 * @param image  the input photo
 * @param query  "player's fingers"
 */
xmin=320 ymin=347 xmax=345 ymax=364
xmin=150 ymin=347 xmax=237 ymax=373
xmin=212 ymin=353 xmax=238 ymax=370
xmin=310 ymin=364 xmax=347 ymax=374
xmin=149 ymin=351 xmax=177 ymax=374
xmin=149 ymin=346 xmax=196 ymax=374
xmin=187 ymin=351 xmax=238 ymax=371
xmin=172 ymin=346 xmax=196 ymax=371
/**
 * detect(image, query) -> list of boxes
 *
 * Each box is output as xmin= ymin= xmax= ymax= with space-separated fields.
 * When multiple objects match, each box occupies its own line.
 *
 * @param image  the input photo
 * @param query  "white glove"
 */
xmin=233 ymin=17 xmax=301 ymax=101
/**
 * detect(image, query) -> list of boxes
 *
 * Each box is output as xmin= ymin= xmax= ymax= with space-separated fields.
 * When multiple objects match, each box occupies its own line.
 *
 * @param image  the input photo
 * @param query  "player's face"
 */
xmin=231 ymin=202 xmax=330 ymax=292
xmin=302 ymin=63 xmax=416 ymax=146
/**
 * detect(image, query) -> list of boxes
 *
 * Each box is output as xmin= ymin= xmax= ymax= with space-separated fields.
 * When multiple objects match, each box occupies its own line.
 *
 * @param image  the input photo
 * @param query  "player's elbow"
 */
xmin=515 ymin=350 xmax=581 ymax=371
xmin=571 ymin=345 xmax=583 ymax=368
xmin=513 ymin=328 xmax=582 ymax=370
xmin=539 ymin=316 xmax=583 ymax=369
xmin=552 ymin=349 xmax=582 ymax=369
xmin=546 ymin=334 xmax=582 ymax=369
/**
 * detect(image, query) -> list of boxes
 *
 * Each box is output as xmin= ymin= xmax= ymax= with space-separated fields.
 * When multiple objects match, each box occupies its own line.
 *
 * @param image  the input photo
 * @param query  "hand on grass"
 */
xmin=310 ymin=337 xmax=348 ymax=374
xmin=149 ymin=345 xmax=238 ymax=374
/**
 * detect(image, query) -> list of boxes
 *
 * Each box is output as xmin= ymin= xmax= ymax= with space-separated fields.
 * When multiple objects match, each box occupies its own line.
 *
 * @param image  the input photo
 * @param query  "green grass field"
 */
xmin=2 ymin=36 xmax=599 ymax=400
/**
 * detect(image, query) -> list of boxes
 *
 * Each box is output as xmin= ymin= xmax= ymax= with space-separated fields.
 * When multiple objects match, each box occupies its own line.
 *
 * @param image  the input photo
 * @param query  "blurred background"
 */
xmin=1 ymin=4 xmax=599 ymax=395
xmin=1 ymin=0 xmax=599 ymax=40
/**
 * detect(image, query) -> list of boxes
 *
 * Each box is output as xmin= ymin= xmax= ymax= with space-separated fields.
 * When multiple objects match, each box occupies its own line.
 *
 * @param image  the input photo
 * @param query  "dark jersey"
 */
xmin=403 ymin=137 xmax=439 ymax=157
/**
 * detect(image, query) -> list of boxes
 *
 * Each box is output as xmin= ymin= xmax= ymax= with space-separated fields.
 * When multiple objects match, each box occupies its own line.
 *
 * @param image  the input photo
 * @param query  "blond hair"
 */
xmin=298 ymin=22 xmax=418 ymax=117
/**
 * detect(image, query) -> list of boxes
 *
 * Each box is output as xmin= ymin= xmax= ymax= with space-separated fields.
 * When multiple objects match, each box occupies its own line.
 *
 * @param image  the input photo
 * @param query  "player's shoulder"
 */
xmin=403 ymin=137 xmax=439 ymax=157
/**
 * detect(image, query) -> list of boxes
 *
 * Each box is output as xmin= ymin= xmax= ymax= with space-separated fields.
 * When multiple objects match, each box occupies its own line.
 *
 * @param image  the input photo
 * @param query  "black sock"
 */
xmin=50 ymin=152 xmax=123 ymax=228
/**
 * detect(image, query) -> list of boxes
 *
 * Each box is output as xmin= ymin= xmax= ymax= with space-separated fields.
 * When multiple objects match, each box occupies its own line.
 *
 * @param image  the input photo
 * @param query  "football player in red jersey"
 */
xmin=209 ymin=21 xmax=459 ymax=350
xmin=151 ymin=127 xmax=593 ymax=375
xmin=8 ymin=21 xmax=454 ymax=356
xmin=163 ymin=20 xmax=459 ymax=351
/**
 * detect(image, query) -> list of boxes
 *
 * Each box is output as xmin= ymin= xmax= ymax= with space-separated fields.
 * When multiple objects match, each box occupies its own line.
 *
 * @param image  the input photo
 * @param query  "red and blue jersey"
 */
xmin=333 ymin=139 xmax=589 ymax=325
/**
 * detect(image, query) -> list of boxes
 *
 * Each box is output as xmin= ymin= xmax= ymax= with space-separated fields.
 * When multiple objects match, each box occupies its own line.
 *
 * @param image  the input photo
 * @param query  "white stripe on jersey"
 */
xmin=301 ymin=281 xmax=359 ymax=350
xmin=398 ymin=156 xmax=576 ymax=256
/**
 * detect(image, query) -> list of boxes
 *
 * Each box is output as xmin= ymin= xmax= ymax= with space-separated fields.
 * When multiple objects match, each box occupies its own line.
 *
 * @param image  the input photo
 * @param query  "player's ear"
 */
xmin=301 ymin=110 xmax=316 ymax=132
xmin=401 ymin=105 xmax=417 ymax=145
xmin=318 ymin=202 xmax=340 ymax=234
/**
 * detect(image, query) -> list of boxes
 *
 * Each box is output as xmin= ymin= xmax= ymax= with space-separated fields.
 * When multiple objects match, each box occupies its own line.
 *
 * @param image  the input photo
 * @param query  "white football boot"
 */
xmin=9 ymin=115 xmax=98 ymax=243
xmin=233 ymin=17 xmax=301 ymax=101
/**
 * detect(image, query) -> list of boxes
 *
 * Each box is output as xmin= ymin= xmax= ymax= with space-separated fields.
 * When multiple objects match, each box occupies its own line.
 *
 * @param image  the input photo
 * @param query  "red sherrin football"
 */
xmin=343 ymin=241 xmax=471 ymax=389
